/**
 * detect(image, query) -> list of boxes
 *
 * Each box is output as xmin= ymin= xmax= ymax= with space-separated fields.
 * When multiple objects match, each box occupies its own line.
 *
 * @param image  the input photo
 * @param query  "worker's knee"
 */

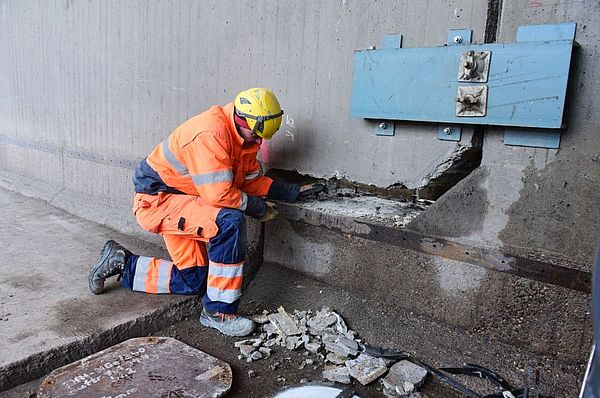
xmin=215 ymin=209 xmax=246 ymax=239
xmin=217 ymin=208 xmax=246 ymax=228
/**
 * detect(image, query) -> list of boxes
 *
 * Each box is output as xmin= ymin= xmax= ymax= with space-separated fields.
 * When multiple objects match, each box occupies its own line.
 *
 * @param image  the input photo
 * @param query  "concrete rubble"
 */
xmin=233 ymin=306 xmax=429 ymax=393
xmin=323 ymin=366 xmax=352 ymax=384
xmin=346 ymin=354 xmax=389 ymax=385
xmin=381 ymin=360 xmax=428 ymax=397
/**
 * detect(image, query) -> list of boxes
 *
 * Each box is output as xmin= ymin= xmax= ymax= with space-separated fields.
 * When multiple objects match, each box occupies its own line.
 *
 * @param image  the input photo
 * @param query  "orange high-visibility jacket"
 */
xmin=144 ymin=103 xmax=273 ymax=210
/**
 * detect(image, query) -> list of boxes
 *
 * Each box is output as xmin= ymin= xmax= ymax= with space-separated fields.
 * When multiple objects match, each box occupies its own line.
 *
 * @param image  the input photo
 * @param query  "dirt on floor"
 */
xmin=148 ymin=299 xmax=500 ymax=398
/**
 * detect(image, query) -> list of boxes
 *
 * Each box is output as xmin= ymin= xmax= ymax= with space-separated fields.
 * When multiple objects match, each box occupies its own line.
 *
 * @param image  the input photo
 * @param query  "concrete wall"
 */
xmin=0 ymin=1 xmax=598 ymax=290
xmin=0 ymin=0 xmax=485 ymax=234
xmin=410 ymin=0 xmax=600 ymax=265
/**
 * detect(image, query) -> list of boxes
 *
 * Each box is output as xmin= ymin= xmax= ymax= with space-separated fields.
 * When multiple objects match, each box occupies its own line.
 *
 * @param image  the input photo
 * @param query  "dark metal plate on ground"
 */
xmin=38 ymin=337 xmax=232 ymax=397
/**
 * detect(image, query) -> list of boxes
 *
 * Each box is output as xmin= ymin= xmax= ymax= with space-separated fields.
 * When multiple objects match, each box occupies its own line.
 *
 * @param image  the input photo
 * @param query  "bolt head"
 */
xmin=379 ymin=122 xmax=387 ymax=129
xmin=453 ymin=35 xmax=463 ymax=44
xmin=443 ymin=127 xmax=453 ymax=135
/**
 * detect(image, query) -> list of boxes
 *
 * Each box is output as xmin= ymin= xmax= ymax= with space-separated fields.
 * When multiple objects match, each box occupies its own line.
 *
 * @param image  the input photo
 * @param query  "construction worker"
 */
xmin=88 ymin=88 xmax=323 ymax=337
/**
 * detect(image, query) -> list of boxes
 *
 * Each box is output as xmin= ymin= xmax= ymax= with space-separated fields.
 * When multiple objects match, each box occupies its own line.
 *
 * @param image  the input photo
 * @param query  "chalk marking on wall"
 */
xmin=285 ymin=114 xmax=295 ymax=127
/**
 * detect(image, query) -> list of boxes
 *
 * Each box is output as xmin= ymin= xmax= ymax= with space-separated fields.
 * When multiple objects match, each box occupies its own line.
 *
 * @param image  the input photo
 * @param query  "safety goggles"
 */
xmin=235 ymin=108 xmax=284 ymax=136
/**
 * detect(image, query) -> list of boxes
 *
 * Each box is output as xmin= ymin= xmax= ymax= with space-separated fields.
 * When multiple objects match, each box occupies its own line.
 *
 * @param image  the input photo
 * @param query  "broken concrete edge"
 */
xmin=276 ymin=203 xmax=592 ymax=293
xmin=0 ymin=297 xmax=202 ymax=392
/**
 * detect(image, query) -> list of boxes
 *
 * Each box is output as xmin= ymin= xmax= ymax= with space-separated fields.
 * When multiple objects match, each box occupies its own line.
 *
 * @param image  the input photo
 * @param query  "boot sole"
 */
xmin=88 ymin=241 xmax=115 ymax=294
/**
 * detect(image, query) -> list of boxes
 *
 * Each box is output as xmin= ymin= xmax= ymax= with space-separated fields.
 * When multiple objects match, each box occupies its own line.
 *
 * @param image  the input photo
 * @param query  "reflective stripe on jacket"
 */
xmin=135 ymin=103 xmax=273 ymax=210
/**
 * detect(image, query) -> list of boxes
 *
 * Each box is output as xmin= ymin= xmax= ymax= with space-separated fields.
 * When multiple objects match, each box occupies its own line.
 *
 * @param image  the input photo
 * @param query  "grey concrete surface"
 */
xmin=0 ymin=0 xmax=484 ymax=236
xmin=1 ymin=1 xmax=598 ymax=395
xmin=1 ymin=0 xmax=597 ymax=284
xmin=2 ymin=0 xmax=597 ymax=265
xmin=264 ymin=203 xmax=593 ymax=364
xmin=0 ymin=187 xmax=201 ymax=391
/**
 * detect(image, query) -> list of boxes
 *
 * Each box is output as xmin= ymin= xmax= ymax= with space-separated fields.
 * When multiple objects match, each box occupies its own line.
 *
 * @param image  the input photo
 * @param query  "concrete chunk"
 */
xmin=326 ymin=353 xmax=347 ymax=365
xmin=305 ymin=341 xmax=321 ymax=353
xmin=268 ymin=307 xmax=301 ymax=336
xmin=250 ymin=314 xmax=270 ymax=324
xmin=258 ymin=347 xmax=272 ymax=358
xmin=248 ymin=351 xmax=263 ymax=362
xmin=285 ymin=335 xmax=302 ymax=350
xmin=385 ymin=360 xmax=427 ymax=388
xmin=263 ymin=323 xmax=278 ymax=336
xmin=307 ymin=312 xmax=338 ymax=332
xmin=238 ymin=344 xmax=255 ymax=357
xmin=234 ymin=339 xmax=250 ymax=348
xmin=323 ymin=334 xmax=359 ymax=357
xmin=322 ymin=366 xmax=351 ymax=384
xmin=346 ymin=354 xmax=388 ymax=385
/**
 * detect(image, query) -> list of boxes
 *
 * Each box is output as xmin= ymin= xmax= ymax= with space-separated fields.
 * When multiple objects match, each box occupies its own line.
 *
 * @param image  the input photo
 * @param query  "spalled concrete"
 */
xmin=0 ymin=187 xmax=199 ymax=391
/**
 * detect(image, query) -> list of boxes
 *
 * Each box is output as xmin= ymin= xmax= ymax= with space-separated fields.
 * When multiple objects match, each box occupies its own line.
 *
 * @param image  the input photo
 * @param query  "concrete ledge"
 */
xmin=265 ymin=199 xmax=592 ymax=363
xmin=276 ymin=201 xmax=591 ymax=292
xmin=0 ymin=187 xmax=200 ymax=391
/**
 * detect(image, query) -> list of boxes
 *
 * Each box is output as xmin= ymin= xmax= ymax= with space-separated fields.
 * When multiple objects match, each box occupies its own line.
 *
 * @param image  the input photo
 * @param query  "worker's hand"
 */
xmin=259 ymin=201 xmax=278 ymax=222
xmin=298 ymin=183 xmax=325 ymax=201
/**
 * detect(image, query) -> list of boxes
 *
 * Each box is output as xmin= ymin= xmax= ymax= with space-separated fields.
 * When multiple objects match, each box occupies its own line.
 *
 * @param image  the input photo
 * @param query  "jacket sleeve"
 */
xmin=182 ymin=131 xmax=248 ymax=210
xmin=240 ymin=157 xmax=273 ymax=197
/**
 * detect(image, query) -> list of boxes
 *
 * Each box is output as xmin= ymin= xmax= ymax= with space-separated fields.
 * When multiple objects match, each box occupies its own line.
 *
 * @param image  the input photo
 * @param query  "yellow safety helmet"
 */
xmin=234 ymin=88 xmax=284 ymax=140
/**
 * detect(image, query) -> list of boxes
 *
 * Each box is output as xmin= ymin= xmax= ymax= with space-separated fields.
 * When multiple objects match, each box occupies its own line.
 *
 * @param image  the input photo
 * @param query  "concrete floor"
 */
xmin=0 ymin=187 xmax=200 ymax=391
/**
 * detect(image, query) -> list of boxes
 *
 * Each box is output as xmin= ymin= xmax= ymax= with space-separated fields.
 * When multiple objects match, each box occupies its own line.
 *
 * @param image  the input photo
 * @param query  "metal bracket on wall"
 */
xmin=353 ymin=23 xmax=577 ymax=148
xmin=437 ymin=125 xmax=462 ymax=141
xmin=375 ymin=121 xmax=395 ymax=136
xmin=374 ymin=34 xmax=403 ymax=136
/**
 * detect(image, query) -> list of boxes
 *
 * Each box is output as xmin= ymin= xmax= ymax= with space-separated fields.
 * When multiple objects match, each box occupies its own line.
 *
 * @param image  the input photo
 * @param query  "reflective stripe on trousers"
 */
xmin=132 ymin=256 xmax=173 ymax=293
xmin=206 ymin=260 xmax=244 ymax=303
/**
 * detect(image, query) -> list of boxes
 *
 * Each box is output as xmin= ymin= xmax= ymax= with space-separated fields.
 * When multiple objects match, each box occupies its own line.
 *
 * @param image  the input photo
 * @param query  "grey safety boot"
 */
xmin=199 ymin=308 xmax=256 ymax=337
xmin=89 ymin=240 xmax=130 ymax=294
